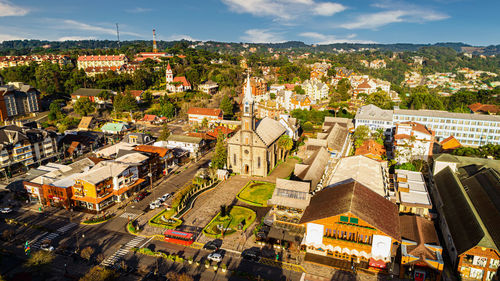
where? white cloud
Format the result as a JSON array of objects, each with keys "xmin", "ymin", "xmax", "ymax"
[
  {"xmin": 61, "ymin": 20, "xmax": 141, "ymax": 37},
  {"xmin": 0, "ymin": 0, "xmax": 29, "ymax": 17},
  {"xmin": 300, "ymin": 32, "xmax": 376, "ymax": 44},
  {"xmin": 312, "ymin": 2, "xmax": 346, "ymax": 16},
  {"xmin": 58, "ymin": 36, "xmax": 96, "ymax": 41},
  {"xmin": 241, "ymin": 29, "xmax": 285, "ymax": 43},
  {"xmin": 340, "ymin": 2, "xmax": 449, "ymax": 30},
  {"xmin": 221, "ymin": 0, "xmax": 345, "ymax": 20},
  {"xmin": 125, "ymin": 7, "xmax": 152, "ymax": 13},
  {"xmin": 0, "ymin": 33, "xmax": 24, "ymax": 42},
  {"xmin": 167, "ymin": 34, "xmax": 198, "ymax": 41}
]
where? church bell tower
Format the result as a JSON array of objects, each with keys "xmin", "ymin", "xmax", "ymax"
[{"xmin": 242, "ymin": 72, "xmax": 255, "ymax": 132}]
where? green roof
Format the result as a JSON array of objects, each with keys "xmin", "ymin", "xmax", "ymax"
[
  {"xmin": 101, "ymin": 122, "xmax": 128, "ymax": 132},
  {"xmin": 434, "ymin": 153, "xmax": 500, "ymax": 172}
]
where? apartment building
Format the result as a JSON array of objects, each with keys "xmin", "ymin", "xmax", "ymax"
[
  {"xmin": 394, "ymin": 122, "xmax": 435, "ymax": 163},
  {"xmin": 187, "ymin": 107, "xmax": 223, "ymax": 125},
  {"xmin": 0, "ymin": 82, "xmax": 40, "ymax": 121},
  {"xmin": 77, "ymin": 55, "xmax": 128, "ymax": 70}
]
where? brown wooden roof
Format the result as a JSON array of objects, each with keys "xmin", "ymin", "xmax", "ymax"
[
  {"xmin": 300, "ymin": 180, "xmax": 401, "ymax": 241},
  {"xmin": 400, "ymin": 215, "xmax": 440, "ymax": 260}
]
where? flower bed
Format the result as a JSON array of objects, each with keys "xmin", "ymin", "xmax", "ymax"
[
  {"xmin": 202, "ymin": 206, "xmax": 256, "ymax": 238},
  {"xmin": 148, "ymin": 209, "xmax": 181, "ymax": 229},
  {"xmin": 82, "ymin": 214, "xmax": 114, "ymax": 225}
]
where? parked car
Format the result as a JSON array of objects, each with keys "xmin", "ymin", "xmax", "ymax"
[
  {"xmin": 157, "ymin": 196, "xmax": 165, "ymax": 203},
  {"xmin": 203, "ymin": 240, "xmax": 222, "ymax": 251},
  {"xmin": 134, "ymin": 192, "xmax": 147, "ymax": 202},
  {"xmin": 161, "ymin": 193, "xmax": 172, "ymax": 201},
  {"xmin": 0, "ymin": 208, "xmax": 12, "ymax": 214},
  {"xmin": 207, "ymin": 252, "xmax": 223, "ymax": 263},
  {"xmin": 40, "ymin": 240, "xmax": 54, "ymax": 252},
  {"xmin": 241, "ymin": 248, "xmax": 261, "ymax": 262},
  {"xmin": 149, "ymin": 200, "xmax": 161, "ymax": 210}
]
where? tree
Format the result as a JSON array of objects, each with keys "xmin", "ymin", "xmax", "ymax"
[
  {"xmin": 79, "ymin": 266, "xmax": 118, "ymax": 281},
  {"xmin": 24, "ymin": 250, "xmax": 55, "ymax": 272},
  {"xmin": 201, "ymin": 118, "xmax": 208, "ymax": 129},
  {"xmin": 336, "ymin": 78, "xmax": 351, "ymax": 101},
  {"xmin": 48, "ymin": 100, "xmax": 65, "ymax": 121},
  {"xmin": 80, "ymin": 246, "xmax": 95, "ymax": 261},
  {"xmin": 158, "ymin": 123, "xmax": 171, "ymax": 141},
  {"xmin": 114, "ymin": 91, "xmax": 138, "ymax": 112},
  {"xmin": 294, "ymin": 85, "xmax": 305, "ymax": 95},
  {"xmin": 366, "ymin": 90, "xmax": 394, "ymax": 109},
  {"xmin": 98, "ymin": 90, "xmax": 112, "ymax": 101},
  {"xmin": 353, "ymin": 125, "xmax": 370, "ymax": 148},
  {"xmin": 74, "ymin": 97, "xmax": 95, "ymax": 117},
  {"xmin": 220, "ymin": 95, "xmax": 233, "ymax": 117},
  {"xmin": 278, "ymin": 134, "xmax": 293, "ymax": 160},
  {"xmin": 211, "ymin": 133, "xmax": 227, "ymax": 169}
]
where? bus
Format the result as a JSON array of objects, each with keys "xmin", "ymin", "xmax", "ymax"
[{"xmin": 164, "ymin": 229, "xmax": 195, "ymax": 246}]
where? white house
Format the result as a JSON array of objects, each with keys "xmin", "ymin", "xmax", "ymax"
[
  {"xmin": 355, "ymin": 104, "xmax": 394, "ymax": 132},
  {"xmin": 302, "ymin": 78, "xmax": 328, "ymax": 102},
  {"xmin": 278, "ymin": 114, "xmax": 300, "ymax": 141},
  {"xmin": 394, "ymin": 122, "xmax": 434, "ymax": 163},
  {"xmin": 163, "ymin": 135, "xmax": 205, "ymax": 157}
]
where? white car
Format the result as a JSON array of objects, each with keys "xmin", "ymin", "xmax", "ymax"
[
  {"xmin": 161, "ymin": 193, "xmax": 171, "ymax": 201},
  {"xmin": 40, "ymin": 243, "xmax": 54, "ymax": 252},
  {"xmin": 149, "ymin": 200, "xmax": 161, "ymax": 210},
  {"xmin": 207, "ymin": 252, "xmax": 223, "ymax": 263},
  {"xmin": 0, "ymin": 208, "xmax": 12, "ymax": 214}
]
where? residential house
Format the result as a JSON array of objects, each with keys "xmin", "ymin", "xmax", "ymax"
[
  {"xmin": 133, "ymin": 144, "xmax": 174, "ymax": 172},
  {"xmin": 394, "ymin": 169, "xmax": 432, "ymax": 218},
  {"xmin": 122, "ymin": 132, "xmax": 154, "ymax": 145},
  {"xmin": 23, "ymin": 158, "xmax": 98, "ymax": 209},
  {"xmin": 276, "ymin": 90, "xmax": 311, "ymax": 111},
  {"xmin": 101, "ymin": 122, "xmax": 130, "ymax": 135},
  {"xmin": 198, "ymin": 80, "xmax": 218, "ymax": 95},
  {"xmin": 164, "ymin": 134, "xmax": 205, "ymax": 158},
  {"xmin": 140, "ymin": 114, "xmax": 163, "ymax": 125},
  {"xmin": 128, "ymin": 90, "xmax": 145, "ymax": 102},
  {"xmin": 302, "ymin": 78, "xmax": 328, "ymax": 102},
  {"xmin": 77, "ymin": 116, "xmax": 94, "ymax": 131},
  {"xmin": 399, "ymin": 215, "xmax": 444, "ymax": 281},
  {"xmin": 468, "ymin": 103, "xmax": 500, "ymax": 115},
  {"xmin": 300, "ymin": 180, "xmax": 401, "ymax": 272},
  {"xmin": 278, "ymin": 114, "xmax": 299, "ymax": 141},
  {"xmin": 355, "ymin": 139, "xmax": 386, "ymax": 161},
  {"xmin": 394, "ymin": 122, "xmax": 434, "ymax": 163},
  {"xmin": 71, "ymin": 88, "xmax": 114, "ymax": 104},
  {"xmin": 59, "ymin": 131, "xmax": 105, "ymax": 159},
  {"xmin": 0, "ymin": 82, "xmax": 40, "ymax": 121},
  {"xmin": 432, "ymin": 160, "xmax": 500, "ymax": 281},
  {"xmin": 187, "ymin": 107, "xmax": 223, "ymax": 126}
]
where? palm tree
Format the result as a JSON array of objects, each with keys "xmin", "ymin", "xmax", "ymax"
[{"xmin": 278, "ymin": 135, "xmax": 293, "ymax": 160}]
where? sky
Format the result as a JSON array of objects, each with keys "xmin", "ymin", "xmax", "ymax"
[{"xmin": 0, "ymin": 0, "xmax": 498, "ymax": 45}]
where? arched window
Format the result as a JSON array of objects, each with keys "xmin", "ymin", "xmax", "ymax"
[{"xmin": 257, "ymin": 157, "xmax": 261, "ymax": 168}]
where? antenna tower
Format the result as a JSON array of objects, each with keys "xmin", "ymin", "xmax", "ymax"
[
  {"xmin": 152, "ymin": 29, "xmax": 158, "ymax": 53},
  {"xmin": 116, "ymin": 23, "xmax": 120, "ymax": 48}
]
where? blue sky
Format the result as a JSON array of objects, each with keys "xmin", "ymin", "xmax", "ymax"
[{"xmin": 0, "ymin": 0, "xmax": 498, "ymax": 45}]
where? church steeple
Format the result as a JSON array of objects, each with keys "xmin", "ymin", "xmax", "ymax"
[{"xmin": 242, "ymin": 72, "xmax": 255, "ymax": 131}]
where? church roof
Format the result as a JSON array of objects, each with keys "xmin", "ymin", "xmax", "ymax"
[{"xmin": 255, "ymin": 117, "xmax": 286, "ymax": 146}]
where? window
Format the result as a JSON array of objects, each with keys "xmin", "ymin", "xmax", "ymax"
[
  {"xmin": 233, "ymin": 154, "xmax": 237, "ymax": 166},
  {"xmin": 349, "ymin": 217, "xmax": 358, "ymax": 224},
  {"xmin": 340, "ymin": 216, "xmax": 349, "ymax": 223},
  {"xmin": 257, "ymin": 157, "xmax": 261, "ymax": 169}
]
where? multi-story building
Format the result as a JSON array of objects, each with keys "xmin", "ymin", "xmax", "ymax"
[
  {"xmin": 300, "ymin": 180, "xmax": 401, "ymax": 272},
  {"xmin": 302, "ymin": 78, "xmax": 329, "ymax": 102},
  {"xmin": 393, "ymin": 109, "xmax": 500, "ymax": 146},
  {"xmin": 0, "ymin": 55, "xmax": 70, "ymax": 69},
  {"xmin": 242, "ymin": 76, "xmax": 268, "ymax": 102},
  {"xmin": 0, "ymin": 125, "xmax": 59, "ymax": 176},
  {"xmin": 432, "ymin": 156, "xmax": 500, "ymax": 281},
  {"xmin": 198, "ymin": 80, "xmax": 219, "ymax": 95},
  {"xmin": 187, "ymin": 107, "xmax": 223, "ymax": 126},
  {"xmin": 77, "ymin": 55, "xmax": 128, "ymax": 70},
  {"xmin": 394, "ymin": 122, "xmax": 435, "ymax": 163},
  {"xmin": 394, "ymin": 169, "xmax": 432, "ymax": 218},
  {"xmin": 0, "ymin": 82, "xmax": 40, "ymax": 121},
  {"xmin": 354, "ymin": 104, "xmax": 394, "ymax": 132}
]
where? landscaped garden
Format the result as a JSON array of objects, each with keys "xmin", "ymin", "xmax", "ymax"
[
  {"xmin": 148, "ymin": 209, "xmax": 182, "ymax": 229},
  {"xmin": 203, "ymin": 206, "xmax": 256, "ymax": 238},
  {"xmin": 237, "ymin": 181, "xmax": 276, "ymax": 207}
]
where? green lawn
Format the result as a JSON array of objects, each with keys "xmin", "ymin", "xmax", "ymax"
[
  {"xmin": 149, "ymin": 209, "xmax": 182, "ymax": 229},
  {"xmin": 203, "ymin": 206, "xmax": 256, "ymax": 238},
  {"xmin": 237, "ymin": 181, "xmax": 276, "ymax": 207}
]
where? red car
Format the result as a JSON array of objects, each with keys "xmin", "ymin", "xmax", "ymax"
[{"xmin": 134, "ymin": 192, "xmax": 147, "ymax": 202}]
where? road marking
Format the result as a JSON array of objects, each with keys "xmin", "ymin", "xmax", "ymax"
[
  {"xmin": 101, "ymin": 236, "xmax": 145, "ymax": 267},
  {"xmin": 57, "ymin": 222, "xmax": 77, "ymax": 234},
  {"xmin": 119, "ymin": 212, "xmax": 138, "ymax": 219},
  {"xmin": 138, "ymin": 236, "xmax": 154, "ymax": 248}
]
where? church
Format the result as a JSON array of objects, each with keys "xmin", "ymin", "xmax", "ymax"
[
  {"xmin": 227, "ymin": 74, "xmax": 286, "ymax": 177},
  {"xmin": 165, "ymin": 63, "xmax": 191, "ymax": 93}
]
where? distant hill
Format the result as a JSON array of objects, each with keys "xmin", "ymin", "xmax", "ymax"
[{"xmin": 0, "ymin": 39, "xmax": 499, "ymax": 56}]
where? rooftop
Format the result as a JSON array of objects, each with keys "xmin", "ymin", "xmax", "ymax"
[
  {"xmin": 167, "ymin": 134, "xmax": 203, "ymax": 144},
  {"xmin": 394, "ymin": 108, "xmax": 500, "ymax": 122},
  {"xmin": 187, "ymin": 107, "xmax": 222, "ymax": 117},
  {"xmin": 356, "ymin": 104, "xmax": 393, "ymax": 122}
]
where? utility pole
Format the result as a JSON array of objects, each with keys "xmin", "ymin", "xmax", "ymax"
[{"xmin": 116, "ymin": 23, "xmax": 120, "ymax": 49}]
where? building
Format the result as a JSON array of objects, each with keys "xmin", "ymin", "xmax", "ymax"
[
  {"xmin": 122, "ymin": 132, "xmax": 154, "ymax": 145},
  {"xmin": 278, "ymin": 114, "xmax": 299, "ymax": 141},
  {"xmin": 187, "ymin": 107, "xmax": 223, "ymax": 126},
  {"xmin": 394, "ymin": 170, "xmax": 432, "ymax": 218},
  {"xmin": 133, "ymin": 144, "xmax": 174, "ymax": 171},
  {"xmin": 439, "ymin": 135, "xmax": 461, "ymax": 151},
  {"xmin": 302, "ymin": 78, "xmax": 329, "ymax": 102},
  {"xmin": 399, "ymin": 215, "xmax": 444, "ymax": 281},
  {"xmin": 71, "ymin": 160, "xmax": 144, "ymax": 211},
  {"xmin": 101, "ymin": 122, "xmax": 130, "ymax": 135},
  {"xmin": 355, "ymin": 139, "xmax": 386, "ymax": 161},
  {"xmin": 71, "ymin": 88, "xmax": 114, "ymax": 104},
  {"xmin": 77, "ymin": 55, "xmax": 128, "ymax": 70},
  {"xmin": 305, "ymin": 117, "xmax": 350, "ymax": 157},
  {"xmin": 0, "ymin": 82, "xmax": 40, "ymax": 121},
  {"xmin": 300, "ymin": 180, "xmax": 401, "ymax": 272},
  {"xmin": 276, "ymin": 90, "xmax": 311, "ymax": 111},
  {"xmin": 355, "ymin": 104, "xmax": 393, "ymax": 132},
  {"xmin": 327, "ymin": 155, "xmax": 389, "ymax": 199},
  {"xmin": 59, "ymin": 131, "xmax": 105, "ymax": 159},
  {"xmin": 23, "ymin": 158, "xmax": 97, "ymax": 209},
  {"xmin": 468, "ymin": 103, "xmax": 500, "ymax": 115},
  {"xmin": 394, "ymin": 122, "xmax": 435, "ymax": 163},
  {"xmin": 165, "ymin": 64, "xmax": 191, "ymax": 92},
  {"xmin": 0, "ymin": 55, "xmax": 70, "ymax": 69},
  {"xmin": 0, "ymin": 125, "xmax": 59, "ymax": 177},
  {"xmin": 294, "ymin": 147, "xmax": 330, "ymax": 193},
  {"xmin": 198, "ymin": 80, "xmax": 219, "ymax": 95},
  {"xmin": 164, "ymin": 134, "xmax": 205, "ymax": 157},
  {"xmin": 393, "ymin": 108, "xmax": 500, "ymax": 146},
  {"xmin": 77, "ymin": 116, "xmax": 94, "ymax": 131},
  {"xmin": 242, "ymin": 76, "xmax": 267, "ymax": 102},
  {"xmin": 227, "ymin": 75, "xmax": 286, "ymax": 177},
  {"xmin": 432, "ymin": 160, "xmax": 500, "ymax": 281}
]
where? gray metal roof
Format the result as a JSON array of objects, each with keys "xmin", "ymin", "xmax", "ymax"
[
  {"xmin": 355, "ymin": 104, "xmax": 393, "ymax": 122},
  {"xmin": 394, "ymin": 109, "xmax": 500, "ymax": 122},
  {"xmin": 255, "ymin": 117, "xmax": 286, "ymax": 146}
]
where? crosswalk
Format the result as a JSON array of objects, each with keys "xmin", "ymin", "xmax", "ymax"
[
  {"xmin": 30, "ymin": 222, "xmax": 78, "ymax": 249},
  {"xmin": 119, "ymin": 212, "xmax": 138, "ymax": 220},
  {"xmin": 101, "ymin": 236, "xmax": 145, "ymax": 267}
]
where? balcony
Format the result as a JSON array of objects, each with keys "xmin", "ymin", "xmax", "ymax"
[{"xmin": 323, "ymin": 236, "xmax": 372, "ymax": 253}]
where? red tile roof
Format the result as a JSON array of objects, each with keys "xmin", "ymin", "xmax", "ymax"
[
  {"xmin": 398, "ymin": 121, "xmax": 433, "ymax": 136},
  {"xmin": 440, "ymin": 135, "xmax": 461, "ymax": 150},
  {"xmin": 133, "ymin": 145, "xmax": 170, "ymax": 158},
  {"xmin": 207, "ymin": 126, "xmax": 234, "ymax": 138},
  {"xmin": 187, "ymin": 107, "xmax": 222, "ymax": 117},
  {"xmin": 187, "ymin": 132, "xmax": 216, "ymax": 140},
  {"xmin": 142, "ymin": 114, "xmax": 158, "ymax": 122},
  {"xmin": 355, "ymin": 139, "xmax": 386, "ymax": 161},
  {"xmin": 128, "ymin": 90, "xmax": 144, "ymax": 97},
  {"xmin": 78, "ymin": 55, "xmax": 127, "ymax": 61},
  {"xmin": 173, "ymin": 76, "xmax": 191, "ymax": 87},
  {"xmin": 468, "ymin": 103, "xmax": 500, "ymax": 114}
]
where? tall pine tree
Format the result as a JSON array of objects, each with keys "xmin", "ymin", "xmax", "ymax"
[{"xmin": 211, "ymin": 133, "xmax": 227, "ymax": 169}]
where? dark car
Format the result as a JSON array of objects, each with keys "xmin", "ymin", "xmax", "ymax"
[
  {"xmin": 204, "ymin": 240, "xmax": 222, "ymax": 251},
  {"xmin": 241, "ymin": 248, "xmax": 261, "ymax": 262},
  {"xmin": 134, "ymin": 192, "xmax": 147, "ymax": 202}
]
